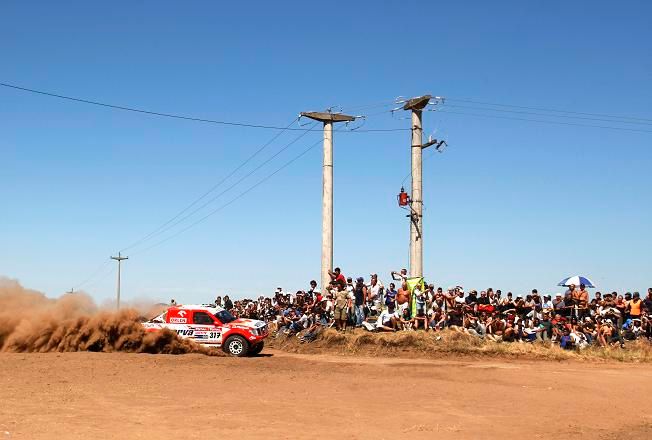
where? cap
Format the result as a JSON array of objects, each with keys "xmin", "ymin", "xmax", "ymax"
[
  {"xmin": 555, "ymin": 293, "xmax": 562, "ymax": 297},
  {"xmin": 356, "ymin": 277, "xmax": 364, "ymax": 282}
]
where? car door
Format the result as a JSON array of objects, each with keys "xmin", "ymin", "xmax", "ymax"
[{"xmin": 191, "ymin": 311, "xmax": 222, "ymax": 346}]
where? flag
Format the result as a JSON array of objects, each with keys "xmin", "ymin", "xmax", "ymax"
[{"xmin": 406, "ymin": 276, "xmax": 425, "ymax": 317}]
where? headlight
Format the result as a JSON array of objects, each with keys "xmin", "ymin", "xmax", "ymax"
[{"xmin": 249, "ymin": 328, "xmax": 259, "ymax": 336}]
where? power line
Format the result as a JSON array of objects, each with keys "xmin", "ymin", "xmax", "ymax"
[
  {"xmin": 73, "ymin": 261, "xmax": 111, "ymax": 290},
  {"xmin": 123, "ymin": 123, "xmax": 317, "ymax": 253},
  {"xmin": 433, "ymin": 109, "xmax": 652, "ymax": 133},
  {"xmin": 445, "ymin": 97, "xmax": 652, "ymax": 123},
  {"xmin": 131, "ymin": 137, "xmax": 323, "ymax": 256},
  {"xmin": 0, "ymin": 82, "xmax": 409, "ymax": 133},
  {"xmin": 400, "ymin": 146, "xmax": 444, "ymax": 186},
  {"xmin": 443, "ymin": 103, "xmax": 652, "ymax": 126},
  {"xmin": 81, "ymin": 264, "xmax": 116, "ymax": 292},
  {"xmin": 119, "ymin": 117, "xmax": 301, "ymax": 252}
]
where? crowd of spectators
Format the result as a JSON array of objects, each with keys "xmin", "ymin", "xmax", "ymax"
[{"xmin": 208, "ymin": 268, "xmax": 652, "ymax": 349}]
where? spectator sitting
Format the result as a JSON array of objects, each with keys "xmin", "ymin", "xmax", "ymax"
[
  {"xmin": 373, "ymin": 303, "xmax": 399, "ymax": 332},
  {"xmin": 413, "ymin": 307, "xmax": 428, "ymax": 331},
  {"xmin": 400, "ymin": 307, "xmax": 413, "ymax": 330},
  {"xmin": 429, "ymin": 308, "xmax": 446, "ymax": 330},
  {"xmin": 560, "ymin": 328, "xmax": 574, "ymax": 350}
]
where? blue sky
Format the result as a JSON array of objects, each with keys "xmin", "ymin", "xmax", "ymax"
[{"xmin": 1, "ymin": 1, "xmax": 651, "ymax": 303}]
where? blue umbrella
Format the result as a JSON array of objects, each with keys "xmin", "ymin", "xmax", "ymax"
[{"xmin": 557, "ymin": 275, "xmax": 595, "ymax": 288}]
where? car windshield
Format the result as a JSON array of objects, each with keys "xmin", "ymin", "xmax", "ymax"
[{"xmin": 215, "ymin": 309, "xmax": 236, "ymax": 324}]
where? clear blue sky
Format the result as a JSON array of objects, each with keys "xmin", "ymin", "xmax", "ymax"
[{"xmin": 2, "ymin": 1, "xmax": 651, "ymax": 303}]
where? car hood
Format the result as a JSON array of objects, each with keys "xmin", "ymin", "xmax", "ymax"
[{"xmin": 225, "ymin": 318, "xmax": 266, "ymax": 329}]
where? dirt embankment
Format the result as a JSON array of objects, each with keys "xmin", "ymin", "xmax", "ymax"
[
  {"xmin": 268, "ymin": 327, "xmax": 652, "ymax": 363},
  {"xmin": 0, "ymin": 277, "xmax": 218, "ymax": 355}
]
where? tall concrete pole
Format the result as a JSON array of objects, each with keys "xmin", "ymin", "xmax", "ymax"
[
  {"xmin": 403, "ymin": 96, "xmax": 432, "ymax": 278},
  {"xmin": 110, "ymin": 252, "xmax": 128, "ymax": 310},
  {"xmin": 410, "ymin": 110, "xmax": 423, "ymax": 278},
  {"xmin": 300, "ymin": 111, "xmax": 355, "ymax": 290},
  {"xmin": 322, "ymin": 121, "xmax": 334, "ymax": 291}
]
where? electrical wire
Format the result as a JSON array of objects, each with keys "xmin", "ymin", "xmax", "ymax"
[
  {"xmin": 445, "ymin": 97, "xmax": 652, "ymax": 123},
  {"xmin": 131, "ymin": 137, "xmax": 323, "ymax": 256},
  {"xmin": 124, "ymin": 123, "xmax": 317, "ymax": 253},
  {"xmin": 432, "ymin": 109, "xmax": 652, "ymax": 134},
  {"xmin": 340, "ymin": 100, "xmax": 399, "ymax": 112},
  {"xmin": 0, "ymin": 82, "xmax": 409, "ymax": 133},
  {"xmin": 399, "ymin": 142, "xmax": 447, "ymax": 187},
  {"xmin": 120, "ymin": 117, "xmax": 300, "ymax": 252},
  {"xmin": 443, "ymin": 103, "xmax": 652, "ymax": 126},
  {"xmin": 72, "ymin": 261, "xmax": 111, "ymax": 290},
  {"xmin": 80, "ymin": 264, "xmax": 116, "ymax": 292}
]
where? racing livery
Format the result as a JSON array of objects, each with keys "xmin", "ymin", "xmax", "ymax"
[{"xmin": 143, "ymin": 304, "xmax": 268, "ymax": 356}]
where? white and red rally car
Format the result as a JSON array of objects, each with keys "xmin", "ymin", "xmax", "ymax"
[{"xmin": 143, "ymin": 304, "xmax": 268, "ymax": 356}]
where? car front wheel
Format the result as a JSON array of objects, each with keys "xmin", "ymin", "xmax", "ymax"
[
  {"xmin": 248, "ymin": 341, "xmax": 264, "ymax": 356},
  {"xmin": 223, "ymin": 335, "xmax": 249, "ymax": 357}
]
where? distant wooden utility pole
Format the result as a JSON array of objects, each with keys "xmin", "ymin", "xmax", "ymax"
[
  {"xmin": 110, "ymin": 252, "xmax": 128, "ymax": 309},
  {"xmin": 299, "ymin": 111, "xmax": 355, "ymax": 291}
]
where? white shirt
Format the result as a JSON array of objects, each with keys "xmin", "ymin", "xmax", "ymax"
[
  {"xmin": 368, "ymin": 282, "xmax": 384, "ymax": 308},
  {"xmin": 377, "ymin": 310, "xmax": 398, "ymax": 327}
]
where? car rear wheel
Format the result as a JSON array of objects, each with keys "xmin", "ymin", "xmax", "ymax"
[
  {"xmin": 223, "ymin": 335, "xmax": 249, "ymax": 357},
  {"xmin": 248, "ymin": 341, "xmax": 264, "ymax": 356}
]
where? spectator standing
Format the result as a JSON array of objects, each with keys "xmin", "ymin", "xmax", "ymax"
[
  {"xmin": 333, "ymin": 286, "xmax": 349, "ymax": 332},
  {"xmin": 391, "ymin": 268, "xmax": 408, "ymax": 282},
  {"xmin": 385, "ymin": 283, "xmax": 398, "ymax": 308},
  {"xmin": 574, "ymin": 284, "xmax": 590, "ymax": 318},
  {"xmin": 328, "ymin": 267, "xmax": 346, "ymax": 289},
  {"xmin": 223, "ymin": 295, "xmax": 233, "ymax": 311},
  {"xmin": 353, "ymin": 277, "xmax": 368, "ymax": 327},
  {"xmin": 367, "ymin": 274, "xmax": 384, "ymax": 315},
  {"xmin": 396, "ymin": 282, "xmax": 411, "ymax": 317},
  {"xmin": 553, "ymin": 293, "xmax": 565, "ymax": 314},
  {"xmin": 628, "ymin": 292, "xmax": 642, "ymax": 321}
]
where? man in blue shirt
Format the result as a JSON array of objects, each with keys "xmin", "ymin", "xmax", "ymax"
[{"xmin": 385, "ymin": 282, "xmax": 397, "ymax": 308}]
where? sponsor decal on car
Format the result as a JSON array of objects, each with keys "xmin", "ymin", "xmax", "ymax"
[{"xmin": 176, "ymin": 329, "xmax": 194, "ymax": 336}]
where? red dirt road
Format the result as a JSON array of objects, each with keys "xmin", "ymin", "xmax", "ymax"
[{"xmin": 1, "ymin": 350, "xmax": 651, "ymax": 439}]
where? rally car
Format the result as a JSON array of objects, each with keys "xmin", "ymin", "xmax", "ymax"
[{"xmin": 142, "ymin": 304, "xmax": 268, "ymax": 356}]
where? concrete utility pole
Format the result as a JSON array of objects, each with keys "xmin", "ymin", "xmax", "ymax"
[
  {"xmin": 299, "ymin": 111, "xmax": 355, "ymax": 291},
  {"xmin": 110, "ymin": 252, "xmax": 128, "ymax": 310},
  {"xmin": 403, "ymin": 95, "xmax": 434, "ymax": 278}
]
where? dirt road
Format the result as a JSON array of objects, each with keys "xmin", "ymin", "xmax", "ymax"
[{"xmin": 1, "ymin": 350, "xmax": 651, "ymax": 439}]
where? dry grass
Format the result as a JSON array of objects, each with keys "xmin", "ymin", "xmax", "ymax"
[{"xmin": 268, "ymin": 328, "xmax": 652, "ymax": 363}]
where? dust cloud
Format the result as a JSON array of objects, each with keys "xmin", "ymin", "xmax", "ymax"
[{"xmin": 0, "ymin": 277, "xmax": 217, "ymax": 355}]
